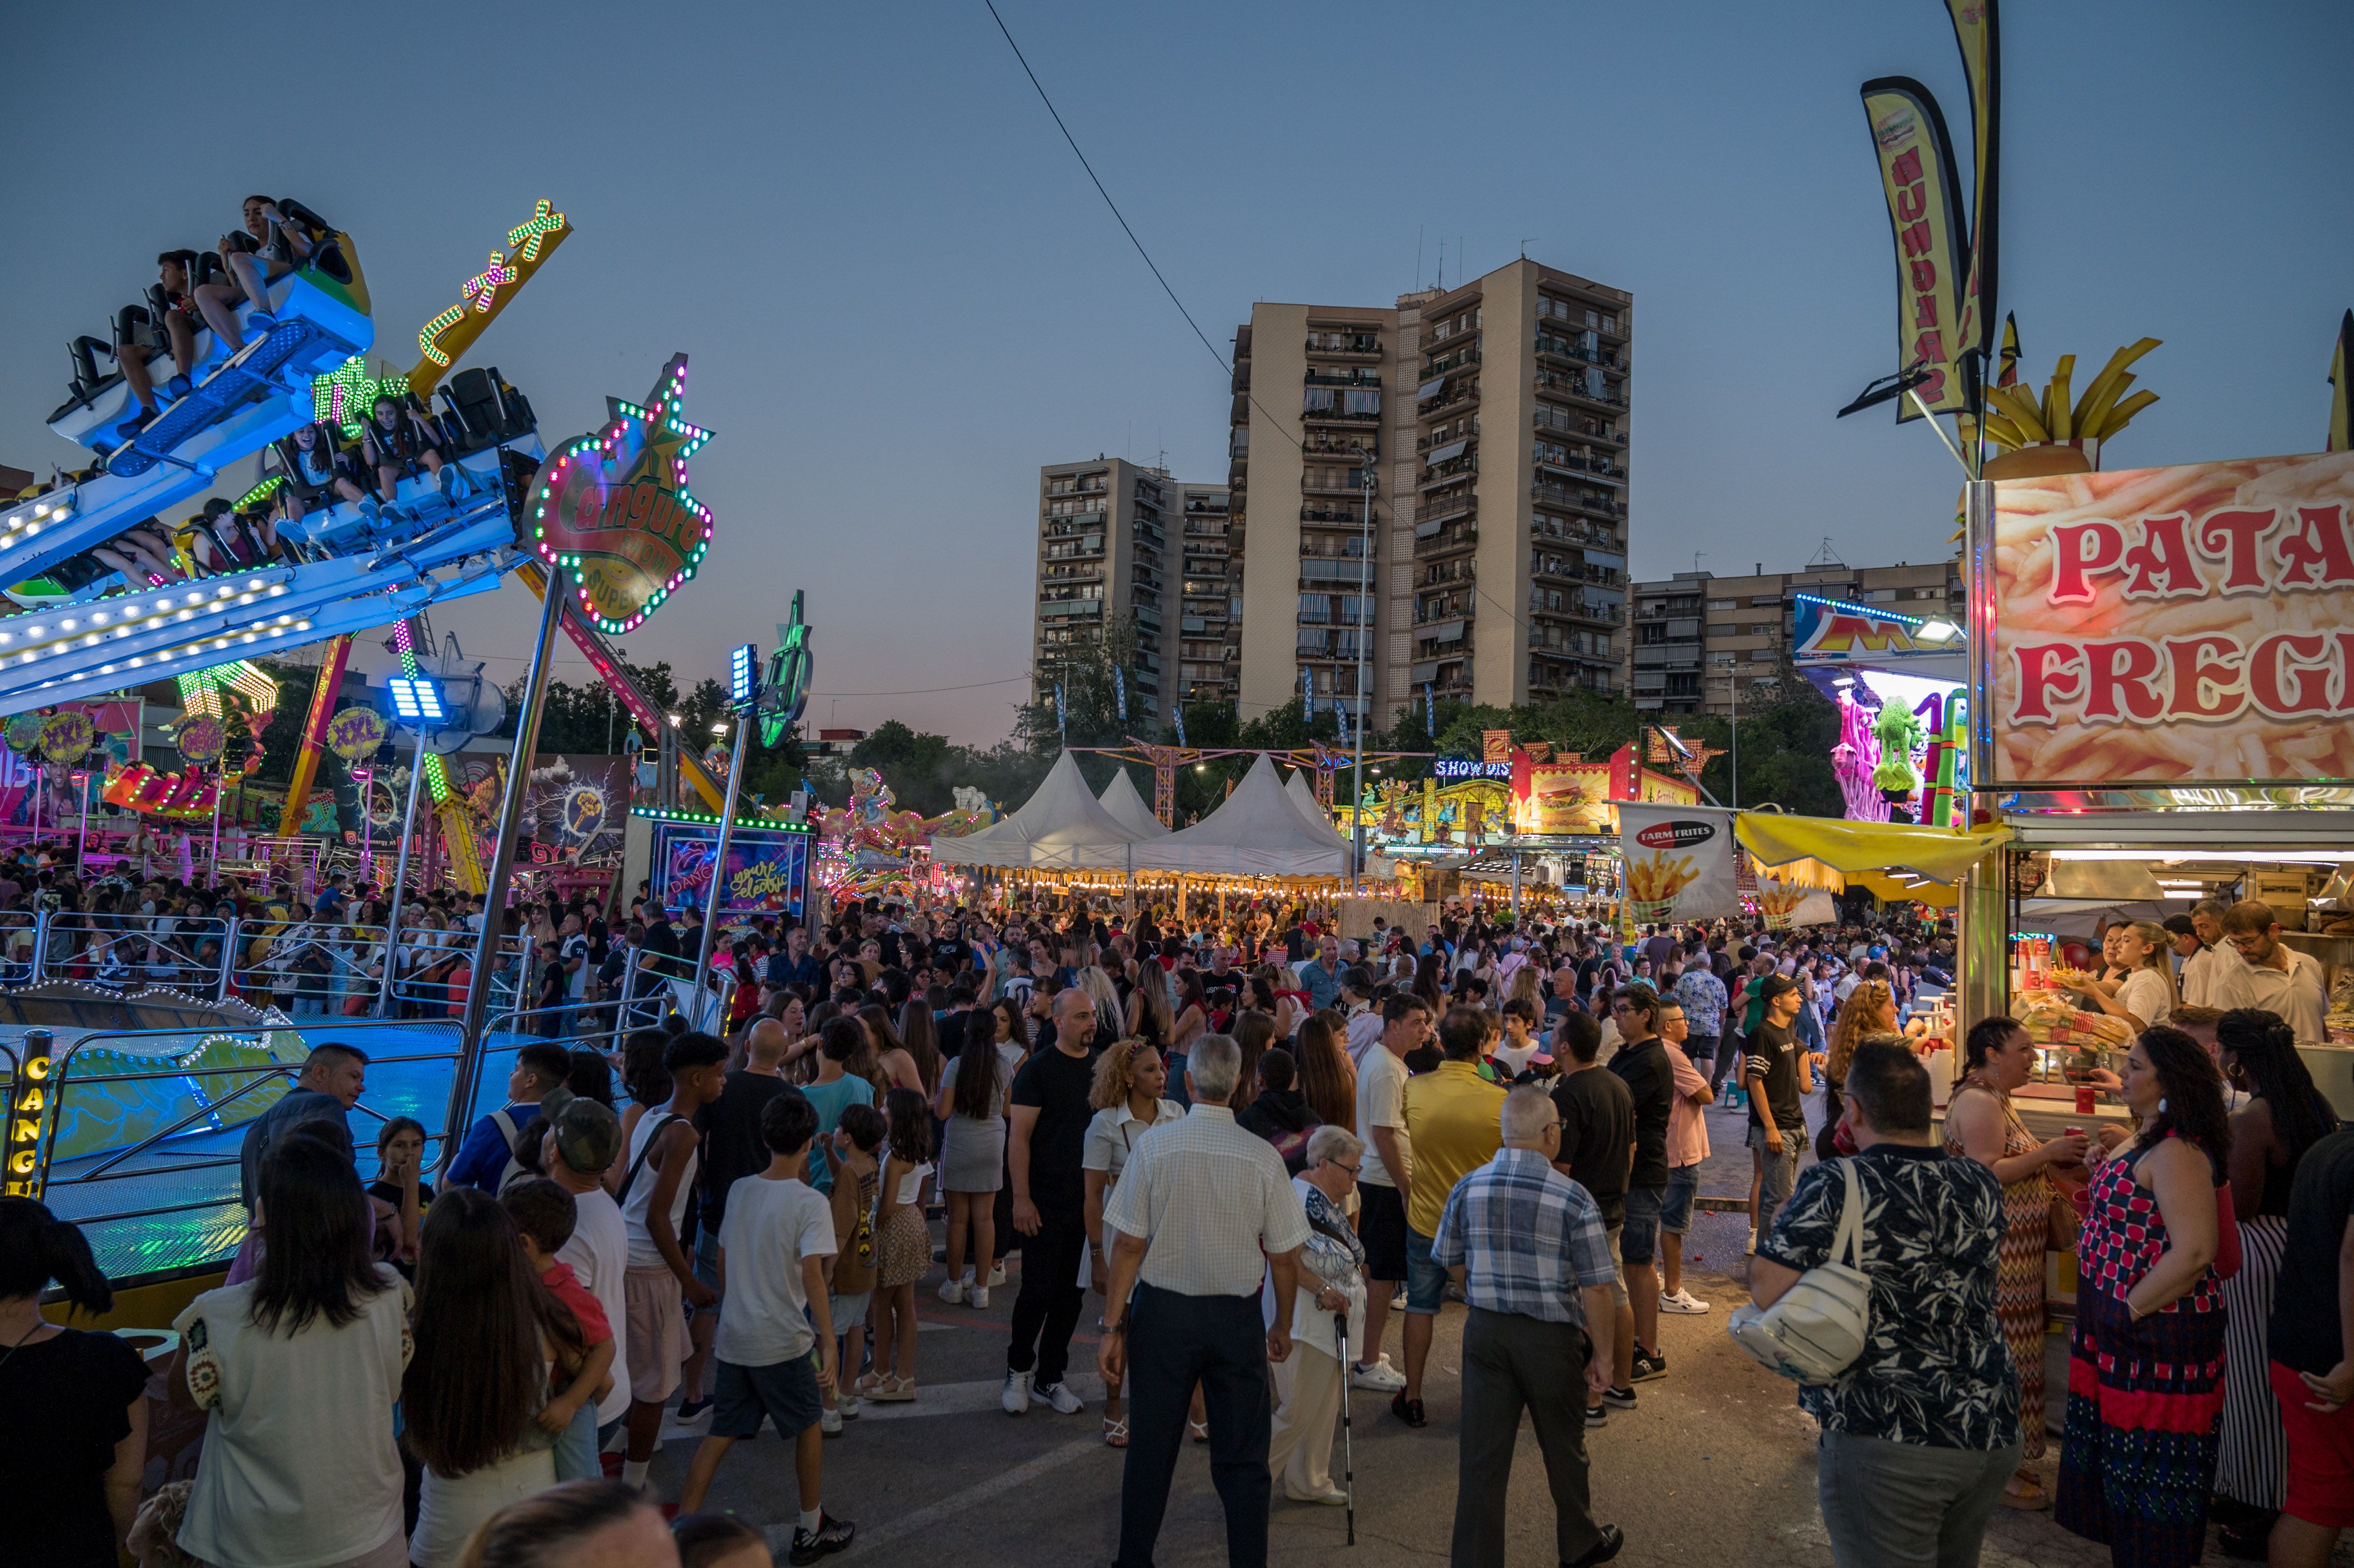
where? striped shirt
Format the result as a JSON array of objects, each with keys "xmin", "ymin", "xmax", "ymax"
[
  {"xmin": 1429, "ymin": 1147, "xmax": 1616, "ymax": 1326},
  {"xmin": 1104, "ymin": 1104, "xmax": 1310, "ymax": 1296}
]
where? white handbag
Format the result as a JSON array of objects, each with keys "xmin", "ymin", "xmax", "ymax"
[{"xmin": 1726, "ymin": 1158, "xmax": 1872, "ymax": 1385}]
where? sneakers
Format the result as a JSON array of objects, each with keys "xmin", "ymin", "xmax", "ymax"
[
  {"xmin": 820, "ymin": 1405, "xmax": 843, "ymax": 1436},
  {"xmin": 836, "ymin": 1391, "xmax": 861, "ymax": 1418},
  {"xmin": 1349, "ymin": 1356, "xmax": 1407, "ymax": 1392},
  {"xmin": 1601, "ymin": 1384, "xmax": 1638, "ymax": 1410},
  {"xmin": 1628, "ymin": 1349, "xmax": 1667, "ymax": 1383},
  {"xmin": 1285, "ymin": 1485, "xmax": 1349, "ymax": 1506},
  {"xmin": 1584, "ymin": 1402, "xmax": 1608, "ymax": 1429},
  {"xmin": 969, "ymin": 1280, "xmax": 990, "ymax": 1309},
  {"xmin": 676, "ymin": 1394, "xmax": 713, "ymax": 1420},
  {"xmin": 937, "ymin": 1276, "xmax": 966, "ymax": 1305},
  {"xmin": 1031, "ymin": 1380, "xmax": 1084, "ymax": 1415},
  {"xmin": 987, "ymin": 1263, "xmax": 1007, "ymax": 1287},
  {"xmin": 114, "ymin": 407, "xmax": 160, "ymax": 443},
  {"xmin": 1390, "ymin": 1391, "xmax": 1426, "ymax": 1429},
  {"xmin": 162, "ymin": 373, "xmax": 191, "ymax": 401},
  {"xmin": 1745, "ymin": 1227, "xmax": 1758, "ymax": 1256},
  {"xmin": 788, "ymin": 1513, "xmax": 855, "ymax": 1565},
  {"xmin": 1659, "ymin": 1288, "xmax": 1710, "ymax": 1315},
  {"xmin": 1390, "ymin": 1284, "xmax": 1408, "ymax": 1311},
  {"xmin": 1001, "ymin": 1369, "xmax": 1032, "ymax": 1415}
]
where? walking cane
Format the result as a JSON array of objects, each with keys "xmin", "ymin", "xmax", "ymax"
[{"xmin": 1333, "ymin": 1311, "xmax": 1355, "ymax": 1545}]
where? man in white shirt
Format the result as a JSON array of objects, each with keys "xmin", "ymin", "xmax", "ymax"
[
  {"xmin": 1351, "ymin": 994, "xmax": 1431, "ymax": 1392},
  {"xmin": 545, "ymin": 1094, "xmax": 633, "ymax": 1439},
  {"xmin": 2178, "ymin": 900, "xmax": 2247, "ymax": 1009},
  {"xmin": 2218, "ymin": 900, "xmax": 2330, "ymax": 1044}
]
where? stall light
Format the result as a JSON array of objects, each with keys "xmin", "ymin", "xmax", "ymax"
[{"xmin": 1913, "ymin": 619, "xmax": 1961, "ymax": 644}]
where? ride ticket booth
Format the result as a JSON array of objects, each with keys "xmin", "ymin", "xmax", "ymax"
[{"xmin": 1955, "ymin": 449, "xmax": 2354, "ymax": 1123}]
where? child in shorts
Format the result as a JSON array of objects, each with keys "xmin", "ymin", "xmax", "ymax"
[
  {"xmin": 676, "ymin": 1090, "xmax": 855, "ymax": 1565},
  {"xmin": 820, "ymin": 1103, "xmax": 884, "ymax": 1434},
  {"xmin": 499, "ymin": 1178, "xmax": 619, "ymax": 1481}
]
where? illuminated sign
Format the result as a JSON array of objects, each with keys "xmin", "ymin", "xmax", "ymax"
[
  {"xmin": 1433, "ymin": 757, "xmax": 1511, "ymax": 781},
  {"xmin": 408, "ymin": 199, "xmax": 570, "ymax": 392},
  {"xmin": 527, "ymin": 353, "xmax": 715, "ymax": 635},
  {"xmin": 649, "ymin": 820, "xmax": 809, "ymax": 922},
  {"xmin": 1791, "ymin": 593, "xmax": 1960, "ymax": 663},
  {"xmin": 4, "ymin": 1030, "xmax": 53, "ymax": 1197}
]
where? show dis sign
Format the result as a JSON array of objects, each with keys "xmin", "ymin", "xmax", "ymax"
[
  {"xmin": 528, "ymin": 352, "xmax": 716, "ymax": 635},
  {"xmin": 1980, "ymin": 450, "xmax": 2354, "ymax": 788}
]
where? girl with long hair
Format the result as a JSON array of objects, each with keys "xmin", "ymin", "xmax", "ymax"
[
  {"xmin": 1126, "ymin": 964, "xmax": 1174, "ymax": 1051},
  {"xmin": 865, "ymin": 1089, "xmax": 934, "ymax": 1402},
  {"xmin": 895, "ymin": 996, "xmax": 944, "ymax": 1096},
  {"xmin": 935, "ymin": 1011, "xmax": 1016, "ymax": 1305},
  {"xmin": 2212, "ymin": 1008, "xmax": 2343, "ymax": 1549},
  {"xmin": 170, "ymin": 1133, "xmax": 409, "ymax": 1568},
  {"xmin": 1816, "ymin": 978, "xmax": 1897, "ymax": 1156},
  {"xmin": 1082, "ymin": 1039, "xmax": 1184, "ymax": 1445},
  {"xmin": 1292, "ymin": 1009, "xmax": 1358, "ymax": 1132},
  {"xmin": 1230, "ymin": 1009, "xmax": 1278, "ymax": 1113},
  {"xmin": 2077, "ymin": 921, "xmax": 2176, "ymax": 1033},
  {"xmin": 2056, "ymin": 1026, "xmax": 2233, "ymax": 1564},
  {"xmin": 1171, "ymin": 972, "xmax": 1208, "ymax": 1056},
  {"xmin": 404, "ymin": 1188, "xmax": 585, "ymax": 1565},
  {"xmin": 857, "ymin": 1003, "xmax": 916, "ymax": 1095}
]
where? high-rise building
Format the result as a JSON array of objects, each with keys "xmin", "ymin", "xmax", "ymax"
[
  {"xmin": 1626, "ymin": 557, "xmax": 1965, "ymax": 715},
  {"xmin": 1034, "ymin": 458, "xmax": 1217, "ymax": 716},
  {"xmin": 1172, "ymin": 480, "xmax": 1235, "ymax": 709},
  {"xmin": 1227, "ymin": 257, "xmax": 1631, "ymax": 728}
]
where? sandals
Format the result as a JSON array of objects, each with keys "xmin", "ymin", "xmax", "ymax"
[
  {"xmin": 1999, "ymin": 1472, "xmax": 2050, "ymax": 1511},
  {"xmin": 1102, "ymin": 1416, "xmax": 1129, "ymax": 1448},
  {"xmin": 867, "ymin": 1375, "xmax": 918, "ymax": 1403},
  {"xmin": 1188, "ymin": 1419, "xmax": 1210, "ymax": 1444}
]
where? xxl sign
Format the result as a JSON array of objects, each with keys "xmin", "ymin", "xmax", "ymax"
[{"xmin": 1979, "ymin": 450, "xmax": 2354, "ymax": 787}]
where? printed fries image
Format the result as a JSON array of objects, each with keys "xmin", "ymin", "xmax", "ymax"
[{"xmin": 1625, "ymin": 851, "xmax": 1698, "ymax": 917}]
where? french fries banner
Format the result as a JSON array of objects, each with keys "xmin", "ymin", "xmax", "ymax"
[
  {"xmin": 1617, "ymin": 802, "xmax": 1743, "ymax": 927},
  {"xmin": 1982, "ymin": 449, "xmax": 2354, "ymax": 788},
  {"xmin": 1861, "ymin": 77, "xmax": 1971, "ymax": 421}
]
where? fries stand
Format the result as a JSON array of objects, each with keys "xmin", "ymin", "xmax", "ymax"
[{"xmin": 1959, "ymin": 451, "xmax": 2354, "ymax": 1123}]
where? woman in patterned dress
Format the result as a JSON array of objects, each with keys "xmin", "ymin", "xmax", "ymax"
[
  {"xmin": 1947, "ymin": 1017, "xmax": 2090, "ymax": 1509},
  {"xmin": 2056, "ymin": 1025, "xmax": 2231, "ymax": 1567}
]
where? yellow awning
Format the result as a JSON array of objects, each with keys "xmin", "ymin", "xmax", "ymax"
[
  {"xmin": 1735, "ymin": 814, "xmax": 2009, "ymax": 886},
  {"xmin": 1849, "ymin": 870, "xmax": 1962, "ymax": 909}
]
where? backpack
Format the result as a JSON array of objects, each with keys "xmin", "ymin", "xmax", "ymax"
[{"xmin": 1725, "ymin": 1158, "xmax": 1872, "ymax": 1385}]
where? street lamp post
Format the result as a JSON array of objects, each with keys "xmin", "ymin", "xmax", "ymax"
[
  {"xmin": 374, "ymin": 707, "xmax": 439, "ymax": 1018},
  {"xmin": 1349, "ymin": 445, "xmax": 1376, "ymax": 886},
  {"xmin": 688, "ymin": 644, "xmax": 762, "ymax": 1024}
]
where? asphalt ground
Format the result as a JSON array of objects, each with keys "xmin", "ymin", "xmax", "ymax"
[{"xmin": 645, "ymin": 1094, "xmax": 2350, "ymax": 1567}]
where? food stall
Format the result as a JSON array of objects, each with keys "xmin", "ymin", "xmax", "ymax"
[{"xmin": 1959, "ymin": 449, "xmax": 2354, "ymax": 1121}]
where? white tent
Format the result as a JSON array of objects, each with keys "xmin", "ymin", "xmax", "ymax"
[
  {"xmin": 1281, "ymin": 768, "xmax": 1351, "ymax": 849},
  {"xmin": 1097, "ymin": 769, "xmax": 1169, "ymax": 839},
  {"xmin": 930, "ymin": 750, "xmax": 1146, "ymax": 869},
  {"xmin": 1130, "ymin": 753, "xmax": 1353, "ymax": 877}
]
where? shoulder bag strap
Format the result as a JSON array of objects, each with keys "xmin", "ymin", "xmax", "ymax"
[
  {"xmin": 1832, "ymin": 1157, "xmax": 1867, "ymax": 1272},
  {"xmin": 616, "ymin": 1113, "xmax": 682, "ymax": 1205}
]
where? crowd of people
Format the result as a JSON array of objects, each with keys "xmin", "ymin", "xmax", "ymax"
[{"xmin": 10, "ymin": 885, "xmax": 2354, "ymax": 1568}]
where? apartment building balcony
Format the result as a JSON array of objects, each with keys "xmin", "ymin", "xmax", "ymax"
[
  {"xmin": 1295, "ymin": 630, "xmax": 1365, "ymax": 661},
  {"xmin": 1534, "ymin": 451, "xmax": 1626, "ymax": 486},
  {"xmin": 1423, "ymin": 345, "xmax": 1482, "ymax": 377},
  {"xmin": 1302, "ymin": 407, "xmax": 1380, "ymax": 426},
  {"xmin": 1415, "ymin": 492, "xmax": 1475, "ymax": 528},
  {"xmin": 1039, "ymin": 562, "xmax": 1104, "ymax": 582},
  {"xmin": 1417, "ymin": 381, "xmax": 1480, "ymax": 420},
  {"xmin": 1531, "ymin": 516, "xmax": 1619, "ymax": 550},
  {"xmin": 1303, "ymin": 433, "xmax": 1376, "ymax": 459},
  {"xmin": 1533, "ymin": 370, "xmax": 1628, "ymax": 411},
  {"xmin": 1532, "ymin": 335, "xmax": 1620, "ymax": 371},
  {"xmin": 1531, "ymin": 481, "xmax": 1628, "ymax": 518},
  {"xmin": 1419, "ymin": 558, "xmax": 1475, "ymax": 588},
  {"xmin": 1414, "ymin": 521, "xmax": 1478, "ymax": 561},
  {"xmin": 1038, "ymin": 599, "xmax": 1104, "ymax": 620},
  {"xmin": 1043, "ymin": 477, "xmax": 1110, "ymax": 499},
  {"xmin": 1299, "ymin": 557, "xmax": 1376, "ymax": 587},
  {"xmin": 1303, "ymin": 369, "xmax": 1382, "ymax": 387},
  {"xmin": 1304, "ymin": 334, "xmax": 1381, "ymax": 359}
]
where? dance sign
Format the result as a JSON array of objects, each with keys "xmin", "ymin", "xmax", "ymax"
[
  {"xmin": 649, "ymin": 819, "xmax": 810, "ymax": 923},
  {"xmin": 527, "ymin": 352, "xmax": 715, "ymax": 636},
  {"xmin": 1979, "ymin": 450, "xmax": 2354, "ymax": 788}
]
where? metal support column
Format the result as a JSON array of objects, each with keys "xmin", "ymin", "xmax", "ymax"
[
  {"xmin": 375, "ymin": 724, "xmax": 434, "ymax": 1017},
  {"xmin": 440, "ymin": 564, "xmax": 567, "ymax": 1183},
  {"xmin": 687, "ymin": 714, "xmax": 754, "ymax": 1012}
]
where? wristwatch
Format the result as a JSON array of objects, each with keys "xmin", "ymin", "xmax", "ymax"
[{"xmin": 1103, "ymin": 1319, "xmax": 1127, "ymax": 1334}]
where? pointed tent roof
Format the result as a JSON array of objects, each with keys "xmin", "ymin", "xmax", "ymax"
[
  {"xmin": 1097, "ymin": 769, "xmax": 1169, "ymax": 838},
  {"xmin": 1129, "ymin": 753, "xmax": 1352, "ymax": 877},
  {"xmin": 1281, "ymin": 768, "xmax": 1351, "ymax": 848},
  {"xmin": 930, "ymin": 750, "xmax": 1146, "ymax": 868}
]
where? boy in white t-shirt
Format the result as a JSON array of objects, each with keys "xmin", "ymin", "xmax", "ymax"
[{"xmin": 675, "ymin": 1089, "xmax": 855, "ymax": 1564}]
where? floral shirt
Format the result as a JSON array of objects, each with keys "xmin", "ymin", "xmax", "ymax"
[
  {"xmin": 1759, "ymin": 1143, "xmax": 2020, "ymax": 1450},
  {"xmin": 1672, "ymin": 966, "xmax": 1728, "ymax": 1037}
]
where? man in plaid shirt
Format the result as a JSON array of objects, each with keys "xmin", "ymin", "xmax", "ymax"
[{"xmin": 1431, "ymin": 1086, "xmax": 1625, "ymax": 1568}]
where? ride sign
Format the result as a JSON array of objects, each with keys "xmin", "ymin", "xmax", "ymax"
[
  {"xmin": 1976, "ymin": 450, "xmax": 2354, "ymax": 788},
  {"xmin": 527, "ymin": 352, "xmax": 716, "ymax": 635}
]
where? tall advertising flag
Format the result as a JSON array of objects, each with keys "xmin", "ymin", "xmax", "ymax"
[
  {"xmin": 2329, "ymin": 308, "xmax": 2352, "ymax": 454},
  {"xmin": 1114, "ymin": 665, "xmax": 1127, "ymax": 722},
  {"xmin": 1943, "ymin": 0, "xmax": 2000, "ymax": 364},
  {"xmin": 1861, "ymin": 79, "xmax": 1971, "ymax": 420}
]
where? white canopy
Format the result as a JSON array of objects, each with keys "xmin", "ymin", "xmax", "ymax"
[
  {"xmin": 1129, "ymin": 753, "xmax": 1353, "ymax": 877},
  {"xmin": 930, "ymin": 750, "xmax": 1146, "ymax": 869},
  {"xmin": 1282, "ymin": 768, "xmax": 1351, "ymax": 848},
  {"xmin": 1097, "ymin": 769, "xmax": 1169, "ymax": 838}
]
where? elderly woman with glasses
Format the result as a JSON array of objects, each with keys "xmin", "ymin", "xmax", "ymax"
[{"xmin": 1265, "ymin": 1124, "xmax": 1368, "ymax": 1506}]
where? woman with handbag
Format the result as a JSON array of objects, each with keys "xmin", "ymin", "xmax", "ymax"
[
  {"xmin": 1945, "ymin": 1017, "xmax": 2090, "ymax": 1510},
  {"xmin": 2055, "ymin": 1025, "xmax": 2230, "ymax": 1567}
]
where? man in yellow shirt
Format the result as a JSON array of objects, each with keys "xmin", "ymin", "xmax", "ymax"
[{"xmin": 1394, "ymin": 1005, "xmax": 1507, "ymax": 1426}]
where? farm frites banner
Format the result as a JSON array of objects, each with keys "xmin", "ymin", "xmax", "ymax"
[
  {"xmin": 1616, "ymin": 802, "xmax": 1741, "ymax": 925},
  {"xmin": 1981, "ymin": 450, "xmax": 2354, "ymax": 787}
]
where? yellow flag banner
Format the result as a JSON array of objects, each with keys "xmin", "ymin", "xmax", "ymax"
[
  {"xmin": 1943, "ymin": 0, "xmax": 2001, "ymax": 363},
  {"xmin": 2329, "ymin": 308, "xmax": 2351, "ymax": 454},
  {"xmin": 1861, "ymin": 78, "xmax": 1971, "ymax": 421}
]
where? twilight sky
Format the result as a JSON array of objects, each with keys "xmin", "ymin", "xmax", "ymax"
[{"xmin": 3, "ymin": 1, "xmax": 2347, "ymax": 742}]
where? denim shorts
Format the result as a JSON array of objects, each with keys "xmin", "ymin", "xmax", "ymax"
[
  {"xmin": 691, "ymin": 1225, "xmax": 722, "ymax": 1296},
  {"xmin": 1662, "ymin": 1163, "xmax": 1701, "ymax": 1234},
  {"xmin": 711, "ymin": 1352, "xmax": 823, "ymax": 1440},
  {"xmin": 1404, "ymin": 1225, "xmax": 1448, "ymax": 1316},
  {"xmin": 1620, "ymin": 1184, "xmax": 1665, "ymax": 1266}
]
